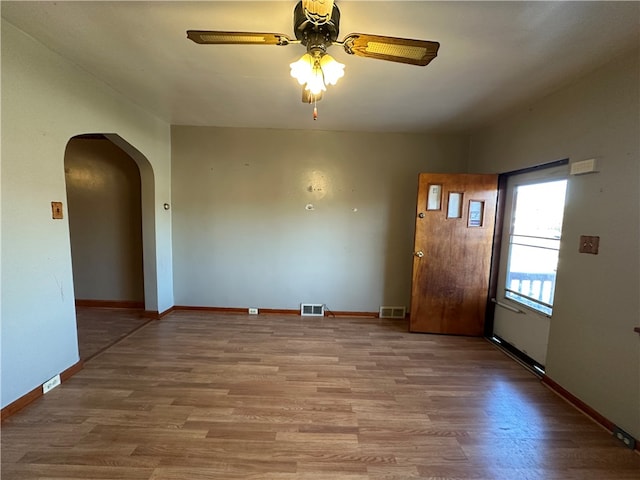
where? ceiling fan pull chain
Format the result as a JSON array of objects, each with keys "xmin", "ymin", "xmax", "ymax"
[{"xmin": 313, "ymin": 98, "xmax": 318, "ymax": 120}]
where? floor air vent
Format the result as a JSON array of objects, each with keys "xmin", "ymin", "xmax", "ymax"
[
  {"xmin": 379, "ymin": 306, "xmax": 406, "ymax": 319},
  {"xmin": 300, "ymin": 304, "xmax": 324, "ymax": 316}
]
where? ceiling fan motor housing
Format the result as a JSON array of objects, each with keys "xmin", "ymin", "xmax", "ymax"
[{"xmin": 294, "ymin": 1, "xmax": 340, "ymax": 53}]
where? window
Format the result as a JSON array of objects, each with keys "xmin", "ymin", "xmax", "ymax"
[{"xmin": 504, "ymin": 179, "xmax": 567, "ymax": 316}]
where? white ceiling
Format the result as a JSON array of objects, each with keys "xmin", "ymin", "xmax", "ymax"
[{"xmin": 2, "ymin": 1, "xmax": 638, "ymax": 133}]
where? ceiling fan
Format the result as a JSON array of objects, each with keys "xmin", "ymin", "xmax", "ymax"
[{"xmin": 187, "ymin": 0, "xmax": 440, "ymax": 119}]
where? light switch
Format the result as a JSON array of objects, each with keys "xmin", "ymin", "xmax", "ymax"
[
  {"xmin": 579, "ymin": 235, "xmax": 599, "ymax": 254},
  {"xmin": 51, "ymin": 201, "xmax": 63, "ymax": 219}
]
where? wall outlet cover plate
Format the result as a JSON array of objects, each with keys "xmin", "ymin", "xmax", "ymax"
[{"xmin": 579, "ymin": 235, "xmax": 599, "ymax": 254}]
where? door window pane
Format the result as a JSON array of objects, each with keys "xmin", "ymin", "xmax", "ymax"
[
  {"xmin": 426, "ymin": 184, "xmax": 442, "ymax": 210},
  {"xmin": 504, "ymin": 179, "xmax": 567, "ymax": 315},
  {"xmin": 447, "ymin": 192, "xmax": 463, "ymax": 218}
]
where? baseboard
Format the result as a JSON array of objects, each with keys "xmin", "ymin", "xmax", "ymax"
[
  {"xmin": 75, "ymin": 299, "xmax": 144, "ymax": 309},
  {"xmin": 143, "ymin": 306, "xmax": 175, "ymax": 320},
  {"xmin": 173, "ymin": 306, "xmax": 301, "ymax": 315},
  {"xmin": 1, "ymin": 360, "xmax": 83, "ymax": 421},
  {"xmin": 172, "ymin": 305, "xmax": 380, "ymax": 318},
  {"xmin": 541, "ymin": 375, "xmax": 639, "ymax": 452},
  {"xmin": 256, "ymin": 308, "xmax": 300, "ymax": 315},
  {"xmin": 541, "ymin": 375, "xmax": 614, "ymax": 430},
  {"xmin": 325, "ymin": 310, "xmax": 379, "ymax": 318},
  {"xmin": 76, "ymin": 301, "xmax": 396, "ymax": 321},
  {"xmin": 174, "ymin": 305, "xmax": 256, "ymax": 314}
]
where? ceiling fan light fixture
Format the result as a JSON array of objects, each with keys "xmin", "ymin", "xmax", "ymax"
[
  {"xmin": 290, "ymin": 52, "xmax": 344, "ymax": 95},
  {"xmin": 290, "ymin": 53, "xmax": 325, "ymax": 94}
]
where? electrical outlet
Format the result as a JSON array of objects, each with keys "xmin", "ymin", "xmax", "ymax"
[
  {"xmin": 613, "ymin": 427, "xmax": 636, "ymax": 450},
  {"xmin": 579, "ymin": 235, "xmax": 599, "ymax": 254},
  {"xmin": 42, "ymin": 374, "xmax": 61, "ymax": 394},
  {"xmin": 248, "ymin": 308, "xmax": 258, "ymax": 315}
]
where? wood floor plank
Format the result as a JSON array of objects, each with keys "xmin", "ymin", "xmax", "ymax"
[
  {"xmin": 2, "ymin": 310, "xmax": 639, "ymax": 479},
  {"xmin": 75, "ymin": 306, "xmax": 150, "ymax": 360}
]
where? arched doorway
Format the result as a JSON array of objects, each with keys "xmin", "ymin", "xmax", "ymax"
[{"xmin": 64, "ymin": 133, "xmax": 154, "ymax": 359}]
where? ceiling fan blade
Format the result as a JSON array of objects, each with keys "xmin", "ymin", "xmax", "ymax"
[
  {"xmin": 187, "ymin": 30, "xmax": 292, "ymax": 46},
  {"xmin": 341, "ymin": 33, "xmax": 439, "ymax": 66}
]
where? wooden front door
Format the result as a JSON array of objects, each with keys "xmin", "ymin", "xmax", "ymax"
[{"xmin": 410, "ymin": 173, "xmax": 498, "ymax": 335}]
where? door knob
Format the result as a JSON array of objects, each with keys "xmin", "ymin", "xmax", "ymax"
[{"xmin": 414, "ymin": 251, "xmax": 424, "ymax": 258}]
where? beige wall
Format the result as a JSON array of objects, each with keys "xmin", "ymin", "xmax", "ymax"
[
  {"xmin": 171, "ymin": 126, "xmax": 468, "ymax": 312},
  {"xmin": 1, "ymin": 19, "xmax": 173, "ymax": 408},
  {"xmin": 468, "ymin": 48, "xmax": 640, "ymax": 438},
  {"xmin": 65, "ymin": 138, "xmax": 144, "ymax": 303}
]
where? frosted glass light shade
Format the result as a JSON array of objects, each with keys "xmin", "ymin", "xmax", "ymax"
[
  {"xmin": 319, "ymin": 54, "xmax": 344, "ymax": 85},
  {"xmin": 290, "ymin": 53, "xmax": 313, "ymax": 85},
  {"xmin": 290, "ymin": 52, "xmax": 345, "ymax": 95}
]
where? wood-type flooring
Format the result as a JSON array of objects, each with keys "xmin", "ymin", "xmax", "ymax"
[
  {"xmin": 76, "ymin": 306, "xmax": 150, "ymax": 360},
  {"xmin": 2, "ymin": 310, "xmax": 639, "ymax": 479}
]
